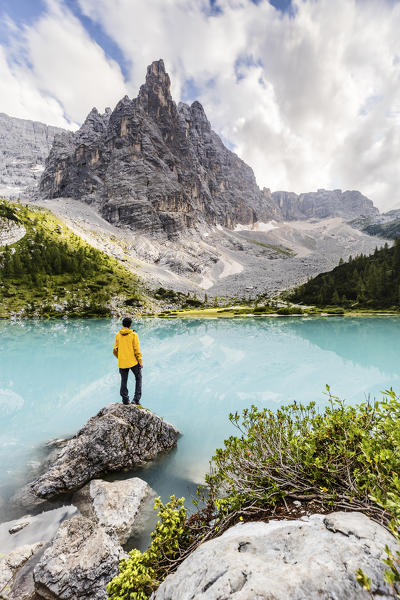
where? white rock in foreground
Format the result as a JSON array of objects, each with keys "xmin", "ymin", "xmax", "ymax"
[
  {"xmin": 73, "ymin": 478, "xmax": 156, "ymax": 544},
  {"xmin": 151, "ymin": 512, "xmax": 399, "ymax": 600},
  {"xmin": 33, "ymin": 515, "xmax": 125, "ymax": 600}
]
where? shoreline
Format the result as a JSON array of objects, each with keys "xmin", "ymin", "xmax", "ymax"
[{"xmin": 1, "ymin": 309, "xmax": 400, "ymax": 321}]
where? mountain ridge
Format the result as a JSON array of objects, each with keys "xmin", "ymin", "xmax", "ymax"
[
  {"xmin": 39, "ymin": 59, "xmax": 280, "ymax": 238},
  {"xmin": 38, "ymin": 59, "xmax": 378, "ymax": 237},
  {"xmin": 0, "ymin": 112, "xmax": 66, "ymax": 199}
]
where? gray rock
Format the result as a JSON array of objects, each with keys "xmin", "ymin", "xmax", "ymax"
[
  {"xmin": 18, "ymin": 403, "xmax": 178, "ymax": 504},
  {"xmin": 33, "ymin": 515, "xmax": 125, "ymax": 600},
  {"xmin": 72, "ymin": 477, "xmax": 156, "ymax": 544},
  {"xmin": 151, "ymin": 512, "xmax": 399, "ymax": 600},
  {"xmin": 0, "ymin": 217, "xmax": 26, "ymax": 246},
  {"xmin": 8, "ymin": 519, "xmax": 32, "ymax": 535},
  {"xmin": 39, "ymin": 60, "xmax": 280, "ymax": 237},
  {"xmin": 0, "ymin": 112, "xmax": 65, "ymax": 200},
  {"xmin": 272, "ymin": 188, "xmax": 378, "ymax": 221},
  {"xmin": 0, "ymin": 542, "xmax": 44, "ymax": 600}
]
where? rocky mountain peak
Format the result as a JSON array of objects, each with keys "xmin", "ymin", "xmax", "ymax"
[
  {"xmin": 40, "ymin": 59, "xmax": 275, "ymax": 237},
  {"xmin": 190, "ymin": 101, "xmax": 211, "ymax": 132},
  {"xmin": 39, "ymin": 59, "xmax": 379, "ymax": 239},
  {"xmin": 137, "ymin": 59, "xmax": 173, "ymax": 118}
]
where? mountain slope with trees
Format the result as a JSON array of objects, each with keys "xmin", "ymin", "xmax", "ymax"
[
  {"xmin": 0, "ymin": 200, "xmax": 145, "ymax": 318},
  {"xmin": 290, "ymin": 241, "xmax": 400, "ymax": 309}
]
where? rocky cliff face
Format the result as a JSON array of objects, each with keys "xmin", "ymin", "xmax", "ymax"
[
  {"xmin": 272, "ymin": 188, "xmax": 378, "ymax": 221},
  {"xmin": 0, "ymin": 113, "xmax": 65, "ymax": 199},
  {"xmin": 39, "ymin": 60, "xmax": 279, "ymax": 238}
]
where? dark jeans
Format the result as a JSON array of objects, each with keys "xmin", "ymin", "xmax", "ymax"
[{"xmin": 119, "ymin": 364, "xmax": 142, "ymax": 404}]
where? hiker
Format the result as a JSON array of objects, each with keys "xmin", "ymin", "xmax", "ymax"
[{"xmin": 113, "ymin": 317, "xmax": 143, "ymax": 405}]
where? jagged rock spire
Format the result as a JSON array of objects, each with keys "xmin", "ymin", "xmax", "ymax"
[{"xmin": 137, "ymin": 59, "xmax": 173, "ymax": 117}]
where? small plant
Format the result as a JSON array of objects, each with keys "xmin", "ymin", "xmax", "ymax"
[{"xmin": 107, "ymin": 496, "xmax": 190, "ymax": 600}]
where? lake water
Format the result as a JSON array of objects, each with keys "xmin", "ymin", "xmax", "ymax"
[{"xmin": 0, "ymin": 316, "xmax": 399, "ymax": 522}]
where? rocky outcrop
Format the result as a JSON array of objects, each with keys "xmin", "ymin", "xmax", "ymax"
[
  {"xmin": 0, "ymin": 113, "xmax": 65, "ymax": 199},
  {"xmin": 272, "ymin": 188, "xmax": 379, "ymax": 221},
  {"xmin": 39, "ymin": 60, "xmax": 278, "ymax": 237},
  {"xmin": 0, "ymin": 541, "xmax": 44, "ymax": 600},
  {"xmin": 152, "ymin": 512, "xmax": 399, "ymax": 599},
  {"xmin": 72, "ymin": 478, "xmax": 156, "ymax": 544},
  {"xmin": 17, "ymin": 404, "xmax": 178, "ymax": 507},
  {"xmin": 0, "ymin": 217, "xmax": 26, "ymax": 247},
  {"xmin": 33, "ymin": 515, "xmax": 124, "ymax": 600}
]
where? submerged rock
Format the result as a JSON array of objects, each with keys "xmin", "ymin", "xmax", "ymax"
[
  {"xmin": 8, "ymin": 519, "xmax": 32, "ymax": 535},
  {"xmin": 0, "ymin": 541, "xmax": 44, "ymax": 600},
  {"xmin": 33, "ymin": 515, "xmax": 125, "ymax": 600},
  {"xmin": 72, "ymin": 477, "xmax": 156, "ymax": 544},
  {"xmin": 17, "ymin": 403, "xmax": 179, "ymax": 505},
  {"xmin": 151, "ymin": 512, "xmax": 399, "ymax": 599}
]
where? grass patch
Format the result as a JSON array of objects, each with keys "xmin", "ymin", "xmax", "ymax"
[{"xmin": 247, "ymin": 239, "xmax": 295, "ymax": 256}]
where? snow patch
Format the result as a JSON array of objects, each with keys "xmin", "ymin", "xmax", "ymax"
[{"xmin": 234, "ymin": 220, "xmax": 277, "ymax": 233}]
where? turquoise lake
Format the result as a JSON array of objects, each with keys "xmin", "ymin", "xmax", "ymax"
[{"xmin": 0, "ymin": 316, "xmax": 399, "ymax": 519}]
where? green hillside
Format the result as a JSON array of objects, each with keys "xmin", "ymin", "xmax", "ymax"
[
  {"xmin": 363, "ymin": 220, "xmax": 400, "ymax": 240},
  {"xmin": 0, "ymin": 200, "xmax": 145, "ymax": 318},
  {"xmin": 290, "ymin": 240, "xmax": 400, "ymax": 309}
]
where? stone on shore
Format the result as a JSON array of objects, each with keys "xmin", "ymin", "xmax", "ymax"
[
  {"xmin": 72, "ymin": 478, "xmax": 156, "ymax": 544},
  {"xmin": 17, "ymin": 403, "xmax": 179, "ymax": 506},
  {"xmin": 151, "ymin": 512, "xmax": 400, "ymax": 600},
  {"xmin": 33, "ymin": 515, "xmax": 125, "ymax": 600}
]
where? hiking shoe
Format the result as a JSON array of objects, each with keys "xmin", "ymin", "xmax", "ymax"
[{"xmin": 122, "ymin": 400, "xmax": 130, "ymax": 405}]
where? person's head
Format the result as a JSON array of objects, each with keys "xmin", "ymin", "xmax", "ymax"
[{"xmin": 122, "ymin": 317, "xmax": 132, "ymax": 328}]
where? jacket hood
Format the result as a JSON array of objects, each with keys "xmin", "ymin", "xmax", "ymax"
[{"xmin": 119, "ymin": 327, "xmax": 132, "ymax": 336}]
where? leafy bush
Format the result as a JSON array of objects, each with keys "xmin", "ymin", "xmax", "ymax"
[
  {"xmin": 107, "ymin": 496, "xmax": 190, "ymax": 600},
  {"xmin": 204, "ymin": 388, "xmax": 400, "ymax": 524}
]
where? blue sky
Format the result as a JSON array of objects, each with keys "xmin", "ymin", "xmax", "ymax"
[{"xmin": 0, "ymin": 0, "xmax": 400, "ymax": 210}]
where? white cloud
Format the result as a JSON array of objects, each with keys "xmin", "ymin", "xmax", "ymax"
[
  {"xmin": 76, "ymin": 0, "xmax": 400, "ymax": 210},
  {"xmin": 2, "ymin": 0, "xmax": 400, "ymax": 210},
  {"xmin": 0, "ymin": 0, "xmax": 127, "ymax": 127},
  {"xmin": 0, "ymin": 45, "xmax": 68, "ymax": 127}
]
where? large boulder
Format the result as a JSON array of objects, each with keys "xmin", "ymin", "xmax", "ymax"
[
  {"xmin": 33, "ymin": 515, "xmax": 125, "ymax": 600},
  {"xmin": 72, "ymin": 477, "xmax": 156, "ymax": 544},
  {"xmin": 18, "ymin": 404, "xmax": 178, "ymax": 505},
  {"xmin": 151, "ymin": 512, "xmax": 400, "ymax": 599}
]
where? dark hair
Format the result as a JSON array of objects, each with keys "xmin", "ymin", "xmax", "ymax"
[{"xmin": 122, "ymin": 317, "xmax": 132, "ymax": 328}]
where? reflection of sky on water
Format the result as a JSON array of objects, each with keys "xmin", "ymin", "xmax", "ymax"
[{"xmin": 0, "ymin": 317, "xmax": 399, "ymax": 509}]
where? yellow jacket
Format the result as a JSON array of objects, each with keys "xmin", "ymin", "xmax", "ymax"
[{"xmin": 113, "ymin": 327, "xmax": 143, "ymax": 369}]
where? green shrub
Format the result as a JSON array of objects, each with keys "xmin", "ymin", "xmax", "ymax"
[
  {"xmin": 276, "ymin": 306, "xmax": 303, "ymax": 315},
  {"xmin": 107, "ymin": 496, "xmax": 190, "ymax": 600},
  {"xmin": 184, "ymin": 298, "xmax": 203, "ymax": 308},
  {"xmin": 324, "ymin": 308, "xmax": 345, "ymax": 315},
  {"xmin": 253, "ymin": 306, "xmax": 270, "ymax": 313},
  {"xmin": 204, "ymin": 388, "xmax": 400, "ymax": 524}
]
